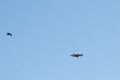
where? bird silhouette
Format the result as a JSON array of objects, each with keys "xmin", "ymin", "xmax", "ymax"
[
  {"xmin": 6, "ymin": 32, "xmax": 12, "ymax": 37},
  {"xmin": 71, "ymin": 53, "xmax": 83, "ymax": 58}
]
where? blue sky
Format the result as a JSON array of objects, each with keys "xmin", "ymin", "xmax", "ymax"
[{"xmin": 0, "ymin": 0, "xmax": 120, "ymax": 80}]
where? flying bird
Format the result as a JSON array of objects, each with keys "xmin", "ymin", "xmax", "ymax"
[
  {"xmin": 6, "ymin": 32, "xmax": 12, "ymax": 37},
  {"xmin": 71, "ymin": 53, "xmax": 83, "ymax": 58}
]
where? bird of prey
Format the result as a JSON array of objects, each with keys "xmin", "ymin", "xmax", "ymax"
[
  {"xmin": 6, "ymin": 32, "xmax": 12, "ymax": 37},
  {"xmin": 71, "ymin": 53, "xmax": 83, "ymax": 58}
]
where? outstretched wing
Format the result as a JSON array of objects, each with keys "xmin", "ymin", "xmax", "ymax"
[{"xmin": 77, "ymin": 54, "xmax": 83, "ymax": 56}]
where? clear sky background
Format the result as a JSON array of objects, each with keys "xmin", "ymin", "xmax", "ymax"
[{"xmin": 0, "ymin": 0, "xmax": 120, "ymax": 80}]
